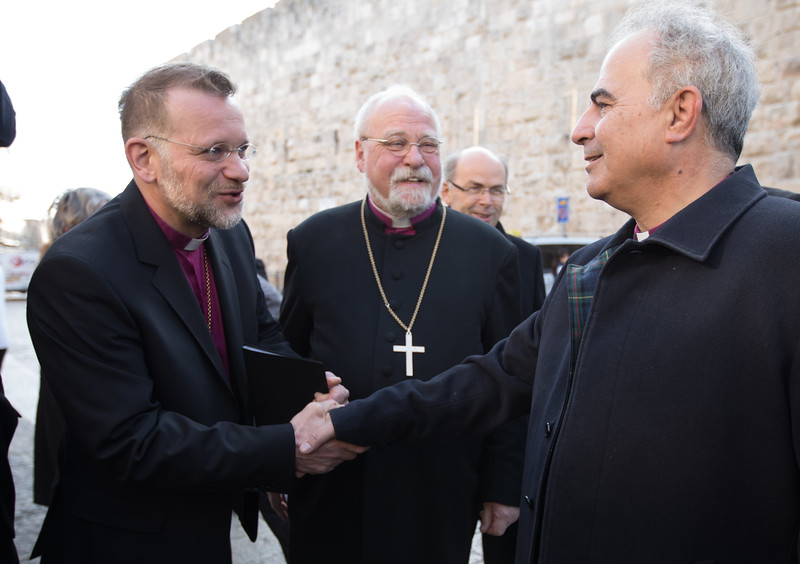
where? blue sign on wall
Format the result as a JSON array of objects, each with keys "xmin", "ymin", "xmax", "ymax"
[{"xmin": 557, "ymin": 197, "xmax": 569, "ymax": 223}]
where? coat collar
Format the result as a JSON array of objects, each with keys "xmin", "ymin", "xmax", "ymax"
[
  {"xmin": 602, "ymin": 165, "xmax": 766, "ymax": 263},
  {"xmin": 363, "ymin": 197, "xmax": 444, "ymax": 237}
]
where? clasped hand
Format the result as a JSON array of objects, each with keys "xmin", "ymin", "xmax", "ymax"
[
  {"xmin": 290, "ymin": 372, "xmax": 366, "ymax": 477},
  {"xmin": 480, "ymin": 501, "xmax": 520, "ymax": 536}
]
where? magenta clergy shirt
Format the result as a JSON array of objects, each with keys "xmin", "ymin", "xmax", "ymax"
[{"xmin": 149, "ymin": 208, "xmax": 230, "ymax": 381}]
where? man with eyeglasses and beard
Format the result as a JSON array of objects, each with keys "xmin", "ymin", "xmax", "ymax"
[
  {"xmin": 25, "ymin": 62, "xmax": 361, "ymax": 564},
  {"xmin": 277, "ymin": 85, "xmax": 525, "ymax": 563}
]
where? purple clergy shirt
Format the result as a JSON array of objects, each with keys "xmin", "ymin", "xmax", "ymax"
[
  {"xmin": 148, "ymin": 208, "xmax": 230, "ymax": 382},
  {"xmin": 367, "ymin": 197, "xmax": 438, "ymax": 235}
]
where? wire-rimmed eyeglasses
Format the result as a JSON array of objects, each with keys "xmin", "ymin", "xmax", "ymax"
[
  {"xmin": 360, "ymin": 136, "xmax": 441, "ymax": 156},
  {"xmin": 448, "ymin": 180, "xmax": 509, "ymax": 199},
  {"xmin": 145, "ymin": 135, "xmax": 258, "ymax": 162}
]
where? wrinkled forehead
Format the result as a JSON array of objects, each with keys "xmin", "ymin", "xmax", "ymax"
[
  {"xmin": 164, "ymin": 87, "xmax": 246, "ymax": 138},
  {"xmin": 367, "ymin": 96, "xmax": 439, "ymax": 137}
]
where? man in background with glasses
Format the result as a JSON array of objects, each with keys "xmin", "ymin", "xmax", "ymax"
[
  {"xmin": 443, "ymin": 146, "xmax": 546, "ymax": 318},
  {"xmin": 278, "ymin": 85, "xmax": 525, "ymax": 563},
  {"xmin": 441, "ymin": 146, "xmax": 545, "ymax": 563},
  {"xmin": 26, "ymin": 62, "xmax": 360, "ymax": 564}
]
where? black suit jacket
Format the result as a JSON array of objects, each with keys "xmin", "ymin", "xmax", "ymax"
[
  {"xmin": 27, "ymin": 181, "xmax": 297, "ymax": 564},
  {"xmin": 497, "ymin": 222, "xmax": 545, "ymax": 317}
]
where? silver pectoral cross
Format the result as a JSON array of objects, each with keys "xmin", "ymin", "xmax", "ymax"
[{"xmin": 393, "ymin": 331, "xmax": 425, "ymax": 377}]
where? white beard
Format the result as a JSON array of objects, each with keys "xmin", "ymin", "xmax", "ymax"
[{"xmin": 366, "ymin": 165, "xmax": 440, "ymax": 220}]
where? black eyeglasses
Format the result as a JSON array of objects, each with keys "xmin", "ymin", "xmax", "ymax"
[
  {"xmin": 448, "ymin": 180, "xmax": 509, "ymax": 199},
  {"xmin": 360, "ymin": 136, "xmax": 441, "ymax": 156},
  {"xmin": 145, "ymin": 136, "xmax": 258, "ymax": 162}
]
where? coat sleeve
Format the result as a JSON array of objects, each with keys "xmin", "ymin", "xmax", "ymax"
[{"xmin": 331, "ymin": 313, "xmax": 538, "ymax": 445}]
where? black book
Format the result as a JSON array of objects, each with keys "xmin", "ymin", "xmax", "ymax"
[{"xmin": 243, "ymin": 345, "xmax": 328, "ymax": 425}]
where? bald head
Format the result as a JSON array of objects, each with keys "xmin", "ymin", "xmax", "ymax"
[{"xmin": 442, "ymin": 146, "xmax": 508, "ymax": 227}]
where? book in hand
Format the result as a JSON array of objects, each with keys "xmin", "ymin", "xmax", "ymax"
[{"xmin": 243, "ymin": 345, "xmax": 328, "ymax": 425}]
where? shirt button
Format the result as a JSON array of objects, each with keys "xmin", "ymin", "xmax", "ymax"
[
  {"xmin": 391, "ymin": 270, "xmax": 404, "ymax": 280},
  {"xmin": 382, "ymin": 366, "xmax": 393, "ymax": 377},
  {"xmin": 386, "ymin": 331, "xmax": 397, "ymax": 342},
  {"xmin": 394, "ymin": 240, "xmax": 406, "ymax": 249}
]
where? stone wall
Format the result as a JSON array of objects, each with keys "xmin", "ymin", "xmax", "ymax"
[{"xmin": 177, "ymin": 0, "xmax": 800, "ymax": 286}]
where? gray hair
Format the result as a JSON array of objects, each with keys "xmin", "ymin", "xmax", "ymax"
[
  {"xmin": 353, "ymin": 85, "xmax": 441, "ymax": 140},
  {"xmin": 609, "ymin": 0, "xmax": 760, "ymax": 160}
]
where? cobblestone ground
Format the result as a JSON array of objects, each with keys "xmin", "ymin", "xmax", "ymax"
[{"xmin": 4, "ymin": 295, "xmax": 485, "ymax": 563}]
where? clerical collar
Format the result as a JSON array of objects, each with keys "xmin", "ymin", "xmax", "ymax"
[
  {"xmin": 634, "ymin": 222, "xmax": 663, "ymax": 242},
  {"xmin": 183, "ymin": 234, "xmax": 209, "ymax": 251},
  {"xmin": 367, "ymin": 197, "xmax": 438, "ymax": 235},
  {"xmin": 634, "ymin": 176, "xmax": 733, "ymax": 242}
]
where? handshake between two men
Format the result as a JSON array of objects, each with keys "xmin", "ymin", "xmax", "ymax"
[
  {"xmin": 289, "ymin": 372, "xmax": 363, "ymax": 477},
  {"xmin": 269, "ymin": 372, "xmax": 360, "ymax": 521}
]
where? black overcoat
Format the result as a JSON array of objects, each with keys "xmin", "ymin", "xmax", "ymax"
[{"xmin": 333, "ymin": 166, "xmax": 800, "ymax": 563}]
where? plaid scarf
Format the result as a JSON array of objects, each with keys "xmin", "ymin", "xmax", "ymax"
[{"xmin": 565, "ymin": 246, "xmax": 618, "ymax": 375}]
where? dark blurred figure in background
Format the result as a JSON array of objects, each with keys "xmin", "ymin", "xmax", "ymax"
[
  {"xmin": 0, "ymin": 77, "xmax": 20, "ymax": 564},
  {"xmin": 0, "ymin": 80, "xmax": 15, "ymax": 146},
  {"xmin": 33, "ymin": 188, "xmax": 111, "ymax": 507},
  {"xmin": 0, "ymin": 80, "xmax": 15, "ymax": 370},
  {"xmin": 254, "ymin": 258, "xmax": 282, "ymax": 320}
]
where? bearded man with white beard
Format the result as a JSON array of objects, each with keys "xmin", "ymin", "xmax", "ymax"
[{"xmin": 278, "ymin": 85, "xmax": 525, "ymax": 564}]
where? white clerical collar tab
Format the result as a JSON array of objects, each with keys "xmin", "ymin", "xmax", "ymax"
[
  {"xmin": 183, "ymin": 233, "xmax": 209, "ymax": 251},
  {"xmin": 635, "ymin": 230, "xmax": 650, "ymax": 242}
]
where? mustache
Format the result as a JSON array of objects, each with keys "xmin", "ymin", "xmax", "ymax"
[
  {"xmin": 210, "ymin": 181, "xmax": 245, "ymax": 195},
  {"xmin": 391, "ymin": 166, "xmax": 433, "ymax": 185}
]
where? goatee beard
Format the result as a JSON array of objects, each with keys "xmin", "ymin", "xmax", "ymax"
[
  {"xmin": 160, "ymin": 157, "xmax": 243, "ymax": 230},
  {"xmin": 366, "ymin": 166, "xmax": 440, "ymax": 220}
]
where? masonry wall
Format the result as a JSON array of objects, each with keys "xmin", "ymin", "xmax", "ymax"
[{"xmin": 177, "ymin": 0, "xmax": 800, "ymax": 285}]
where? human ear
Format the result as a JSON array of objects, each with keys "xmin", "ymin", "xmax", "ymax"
[
  {"xmin": 355, "ymin": 139, "xmax": 366, "ymax": 173},
  {"xmin": 665, "ymin": 86, "xmax": 702, "ymax": 144},
  {"xmin": 441, "ymin": 182, "xmax": 453, "ymax": 205},
  {"xmin": 125, "ymin": 137, "xmax": 159, "ymax": 183}
]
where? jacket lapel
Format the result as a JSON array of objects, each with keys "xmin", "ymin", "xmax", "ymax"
[
  {"xmin": 206, "ymin": 231, "xmax": 248, "ymax": 399},
  {"xmin": 119, "ymin": 181, "xmax": 232, "ymax": 390}
]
